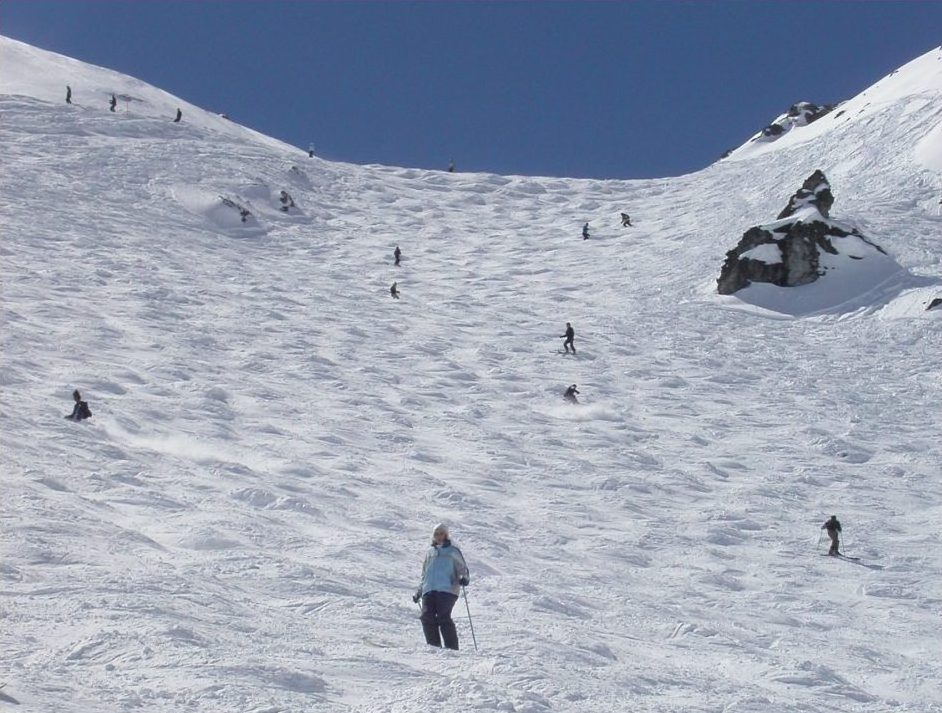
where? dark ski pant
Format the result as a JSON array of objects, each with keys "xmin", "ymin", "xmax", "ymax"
[
  {"xmin": 564, "ymin": 338, "xmax": 575, "ymax": 353},
  {"xmin": 421, "ymin": 591, "xmax": 459, "ymax": 650},
  {"xmin": 828, "ymin": 531, "xmax": 840, "ymax": 555}
]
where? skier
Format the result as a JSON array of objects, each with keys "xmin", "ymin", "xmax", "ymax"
[
  {"xmin": 620, "ymin": 212, "xmax": 632, "ymax": 227},
  {"xmin": 560, "ymin": 322, "xmax": 576, "ymax": 354},
  {"xmin": 821, "ymin": 515, "xmax": 842, "ymax": 556},
  {"xmin": 109, "ymin": 94, "xmax": 117, "ymax": 112},
  {"xmin": 394, "ymin": 245, "xmax": 402, "ymax": 266},
  {"xmin": 174, "ymin": 108, "xmax": 182, "ymax": 123},
  {"xmin": 564, "ymin": 384, "xmax": 580, "ymax": 403},
  {"xmin": 582, "ymin": 222, "xmax": 590, "ymax": 240},
  {"xmin": 279, "ymin": 190, "xmax": 295, "ymax": 212},
  {"xmin": 390, "ymin": 281, "xmax": 400, "ymax": 299},
  {"xmin": 447, "ymin": 159, "xmax": 455, "ymax": 173},
  {"xmin": 66, "ymin": 85, "xmax": 72, "ymax": 104},
  {"xmin": 413, "ymin": 523, "xmax": 470, "ymax": 650},
  {"xmin": 65, "ymin": 389, "xmax": 92, "ymax": 421}
]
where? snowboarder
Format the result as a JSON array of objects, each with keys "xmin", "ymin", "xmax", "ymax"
[
  {"xmin": 174, "ymin": 108, "xmax": 182, "ymax": 123},
  {"xmin": 582, "ymin": 222, "xmax": 590, "ymax": 240},
  {"xmin": 65, "ymin": 389, "xmax": 92, "ymax": 421},
  {"xmin": 564, "ymin": 384, "xmax": 580, "ymax": 403},
  {"xmin": 394, "ymin": 245, "xmax": 402, "ymax": 266},
  {"xmin": 413, "ymin": 523, "xmax": 470, "ymax": 650},
  {"xmin": 66, "ymin": 85, "xmax": 72, "ymax": 104},
  {"xmin": 447, "ymin": 159, "xmax": 455, "ymax": 173},
  {"xmin": 109, "ymin": 94, "xmax": 117, "ymax": 112},
  {"xmin": 560, "ymin": 322, "xmax": 576, "ymax": 354},
  {"xmin": 620, "ymin": 212, "xmax": 632, "ymax": 227},
  {"xmin": 390, "ymin": 281, "xmax": 400, "ymax": 299},
  {"xmin": 822, "ymin": 515, "xmax": 842, "ymax": 556}
]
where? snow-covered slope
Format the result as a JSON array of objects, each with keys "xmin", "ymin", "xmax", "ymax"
[
  {"xmin": 2, "ymin": 36, "xmax": 941, "ymax": 713},
  {"xmin": 727, "ymin": 45, "xmax": 942, "ymax": 164}
]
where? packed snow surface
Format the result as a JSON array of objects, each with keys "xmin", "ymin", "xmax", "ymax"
[{"xmin": 2, "ymin": 36, "xmax": 942, "ymax": 713}]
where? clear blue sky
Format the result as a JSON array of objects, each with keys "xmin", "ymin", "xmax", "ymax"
[{"xmin": 4, "ymin": 1, "xmax": 941, "ymax": 178}]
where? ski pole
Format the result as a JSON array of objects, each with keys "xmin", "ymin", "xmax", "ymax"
[{"xmin": 462, "ymin": 586, "xmax": 478, "ymax": 652}]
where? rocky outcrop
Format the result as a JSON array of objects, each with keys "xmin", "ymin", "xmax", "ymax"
[
  {"xmin": 928, "ymin": 297, "xmax": 942, "ymax": 311},
  {"xmin": 717, "ymin": 171, "xmax": 886, "ymax": 296},
  {"xmin": 777, "ymin": 169, "xmax": 834, "ymax": 219},
  {"xmin": 756, "ymin": 101, "xmax": 837, "ymax": 142}
]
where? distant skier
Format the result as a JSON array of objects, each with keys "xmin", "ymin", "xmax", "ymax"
[
  {"xmin": 560, "ymin": 322, "xmax": 576, "ymax": 354},
  {"xmin": 66, "ymin": 85, "xmax": 72, "ymax": 104},
  {"xmin": 65, "ymin": 389, "xmax": 92, "ymax": 421},
  {"xmin": 394, "ymin": 245, "xmax": 402, "ymax": 266},
  {"xmin": 582, "ymin": 222, "xmax": 590, "ymax": 240},
  {"xmin": 822, "ymin": 515, "xmax": 842, "ymax": 556},
  {"xmin": 279, "ymin": 190, "xmax": 296, "ymax": 212},
  {"xmin": 564, "ymin": 384, "xmax": 580, "ymax": 403},
  {"xmin": 447, "ymin": 159, "xmax": 455, "ymax": 173},
  {"xmin": 413, "ymin": 523, "xmax": 470, "ymax": 650},
  {"xmin": 174, "ymin": 108, "xmax": 182, "ymax": 123},
  {"xmin": 109, "ymin": 94, "xmax": 117, "ymax": 112},
  {"xmin": 390, "ymin": 281, "xmax": 400, "ymax": 299},
  {"xmin": 620, "ymin": 212, "xmax": 632, "ymax": 227}
]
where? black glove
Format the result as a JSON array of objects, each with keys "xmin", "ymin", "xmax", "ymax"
[
  {"xmin": 412, "ymin": 593, "xmax": 420, "ymax": 604},
  {"xmin": 459, "ymin": 577, "xmax": 469, "ymax": 587}
]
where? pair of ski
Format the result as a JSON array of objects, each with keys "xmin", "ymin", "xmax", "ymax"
[{"xmin": 821, "ymin": 553, "xmax": 861, "ymax": 561}]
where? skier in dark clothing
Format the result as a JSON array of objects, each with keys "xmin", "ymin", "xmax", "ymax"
[
  {"xmin": 109, "ymin": 94, "xmax": 117, "ymax": 112},
  {"xmin": 582, "ymin": 222, "xmax": 590, "ymax": 240},
  {"xmin": 564, "ymin": 384, "xmax": 579, "ymax": 403},
  {"xmin": 560, "ymin": 322, "xmax": 576, "ymax": 354},
  {"xmin": 66, "ymin": 85, "xmax": 72, "ymax": 104},
  {"xmin": 65, "ymin": 389, "xmax": 92, "ymax": 421},
  {"xmin": 394, "ymin": 245, "xmax": 402, "ymax": 266},
  {"xmin": 413, "ymin": 523, "xmax": 469, "ymax": 650},
  {"xmin": 620, "ymin": 212, "xmax": 632, "ymax": 227},
  {"xmin": 822, "ymin": 515, "xmax": 842, "ymax": 555},
  {"xmin": 390, "ymin": 281, "xmax": 400, "ymax": 299},
  {"xmin": 174, "ymin": 108, "xmax": 182, "ymax": 123},
  {"xmin": 447, "ymin": 159, "xmax": 455, "ymax": 173}
]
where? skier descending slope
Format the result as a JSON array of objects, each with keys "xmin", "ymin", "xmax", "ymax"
[
  {"xmin": 822, "ymin": 515, "xmax": 842, "ymax": 556},
  {"xmin": 413, "ymin": 523, "xmax": 469, "ymax": 650},
  {"xmin": 560, "ymin": 322, "xmax": 576, "ymax": 354},
  {"xmin": 564, "ymin": 384, "xmax": 580, "ymax": 403}
]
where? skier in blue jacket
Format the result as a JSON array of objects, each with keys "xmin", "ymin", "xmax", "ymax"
[{"xmin": 413, "ymin": 523, "xmax": 469, "ymax": 650}]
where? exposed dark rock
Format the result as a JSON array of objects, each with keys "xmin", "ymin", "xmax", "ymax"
[
  {"xmin": 754, "ymin": 101, "xmax": 837, "ymax": 145},
  {"xmin": 777, "ymin": 169, "xmax": 834, "ymax": 219},
  {"xmin": 928, "ymin": 297, "xmax": 942, "ymax": 311},
  {"xmin": 717, "ymin": 171, "xmax": 886, "ymax": 296},
  {"xmin": 786, "ymin": 101, "xmax": 835, "ymax": 123}
]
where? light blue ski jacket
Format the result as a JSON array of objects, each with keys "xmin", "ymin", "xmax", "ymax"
[{"xmin": 416, "ymin": 540, "xmax": 469, "ymax": 598}]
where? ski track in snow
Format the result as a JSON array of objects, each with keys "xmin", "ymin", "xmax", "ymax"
[{"xmin": 1, "ymin": 37, "xmax": 941, "ymax": 713}]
